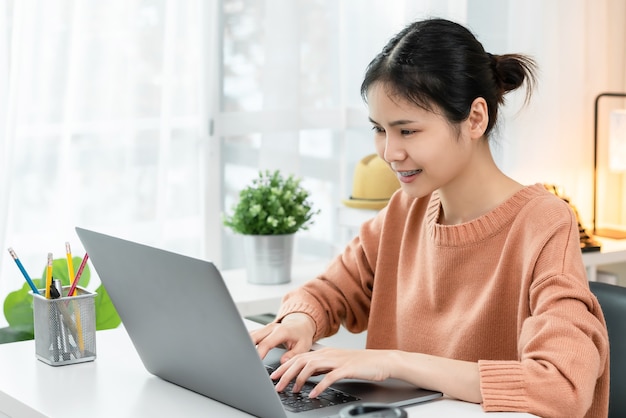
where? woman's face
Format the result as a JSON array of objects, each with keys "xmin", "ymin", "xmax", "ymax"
[{"xmin": 367, "ymin": 83, "xmax": 474, "ymax": 200}]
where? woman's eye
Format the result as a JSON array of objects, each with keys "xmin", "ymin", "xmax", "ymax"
[
  {"xmin": 371, "ymin": 126, "xmax": 385, "ymax": 134},
  {"xmin": 401, "ymin": 129, "xmax": 417, "ymax": 136}
]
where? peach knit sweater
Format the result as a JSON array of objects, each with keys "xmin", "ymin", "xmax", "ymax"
[{"xmin": 277, "ymin": 184, "xmax": 609, "ymax": 418}]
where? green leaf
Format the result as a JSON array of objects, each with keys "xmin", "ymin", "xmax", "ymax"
[
  {"xmin": 222, "ymin": 169, "xmax": 320, "ymax": 235},
  {"xmin": 0, "ymin": 327, "xmax": 34, "ymax": 343},
  {"xmin": 3, "ymin": 281, "xmax": 41, "ymax": 332},
  {"xmin": 94, "ymin": 284, "xmax": 121, "ymax": 330}
]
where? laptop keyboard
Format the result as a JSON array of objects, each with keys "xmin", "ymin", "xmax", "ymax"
[{"xmin": 265, "ymin": 364, "xmax": 360, "ymax": 413}]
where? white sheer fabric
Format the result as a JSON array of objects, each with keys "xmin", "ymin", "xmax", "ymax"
[
  {"xmin": 0, "ymin": 0, "xmax": 213, "ymax": 326},
  {"xmin": 0, "ymin": 0, "xmax": 625, "ymax": 327}
]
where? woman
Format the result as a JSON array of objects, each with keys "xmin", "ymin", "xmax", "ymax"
[{"xmin": 251, "ymin": 18, "xmax": 609, "ymax": 418}]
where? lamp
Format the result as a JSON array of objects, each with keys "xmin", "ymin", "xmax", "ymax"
[
  {"xmin": 593, "ymin": 92, "xmax": 626, "ymax": 239},
  {"xmin": 609, "ymin": 109, "xmax": 626, "ymax": 171}
]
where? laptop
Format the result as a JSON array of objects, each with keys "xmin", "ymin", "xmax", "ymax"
[{"xmin": 75, "ymin": 227, "xmax": 442, "ymax": 418}]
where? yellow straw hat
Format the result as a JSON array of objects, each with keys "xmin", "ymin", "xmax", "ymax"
[{"xmin": 342, "ymin": 154, "xmax": 401, "ymax": 210}]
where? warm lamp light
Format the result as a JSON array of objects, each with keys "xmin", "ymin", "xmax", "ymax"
[
  {"xmin": 609, "ymin": 110, "xmax": 626, "ymax": 172},
  {"xmin": 593, "ymin": 92, "xmax": 626, "ymax": 239}
]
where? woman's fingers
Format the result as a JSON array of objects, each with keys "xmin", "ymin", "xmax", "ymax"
[
  {"xmin": 272, "ymin": 348, "xmax": 393, "ymax": 397},
  {"xmin": 251, "ymin": 313, "xmax": 316, "ymax": 360}
]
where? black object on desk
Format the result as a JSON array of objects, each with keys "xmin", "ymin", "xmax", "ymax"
[
  {"xmin": 246, "ymin": 312, "xmax": 277, "ymax": 325},
  {"xmin": 338, "ymin": 403, "xmax": 407, "ymax": 417}
]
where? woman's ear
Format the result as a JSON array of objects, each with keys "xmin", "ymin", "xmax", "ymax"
[{"xmin": 468, "ymin": 97, "xmax": 489, "ymax": 139}]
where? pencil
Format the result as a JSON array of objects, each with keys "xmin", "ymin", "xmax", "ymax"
[
  {"xmin": 45, "ymin": 253, "xmax": 53, "ymax": 299},
  {"xmin": 66, "ymin": 242, "xmax": 84, "ymax": 352},
  {"xmin": 67, "ymin": 253, "xmax": 89, "ymax": 297},
  {"xmin": 65, "ymin": 242, "xmax": 75, "ymax": 294},
  {"xmin": 7, "ymin": 248, "xmax": 40, "ymax": 295}
]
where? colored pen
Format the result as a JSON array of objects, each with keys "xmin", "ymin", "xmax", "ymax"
[
  {"xmin": 66, "ymin": 242, "xmax": 75, "ymax": 295},
  {"xmin": 67, "ymin": 253, "xmax": 89, "ymax": 297},
  {"xmin": 7, "ymin": 248, "xmax": 40, "ymax": 295},
  {"xmin": 66, "ymin": 243, "xmax": 84, "ymax": 353},
  {"xmin": 45, "ymin": 253, "xmax": 53, "ymax": 299}
]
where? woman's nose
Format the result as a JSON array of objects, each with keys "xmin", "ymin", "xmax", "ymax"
[{"xmin": 383, "ymin": 134, "xmax": 405, "ymax": 163}]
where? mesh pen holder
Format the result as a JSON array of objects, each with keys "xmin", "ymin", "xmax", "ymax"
[{"xmin": 32, "ymin": 286, "xmax": 97, "ymax": 366}]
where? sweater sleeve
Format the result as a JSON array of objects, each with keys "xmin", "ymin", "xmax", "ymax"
[
  {"xmin": 479, "ymin": 205, "xmax": 609, "ymax": 418},
  {"xmin": 275, "ymin": 208, "xmax": 385, "ymax": 341}
]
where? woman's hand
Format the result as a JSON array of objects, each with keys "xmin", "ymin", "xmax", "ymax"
[
  {"xmin": 270, "ymin": 347, "xmax": 395, "ymax": 398},
  {"xmin": 269, "ymin": 347, "xmax": 483, "ymax": 404},
  {"xmin": 250, "ymin": 312, "xmax": 317, "ymax": 363}
]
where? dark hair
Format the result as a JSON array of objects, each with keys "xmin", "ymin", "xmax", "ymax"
[{"xmin": 360, "ymin": 18, "xmax": 537, "ymax": 137}]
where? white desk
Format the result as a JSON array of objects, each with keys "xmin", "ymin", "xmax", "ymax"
[
  {"xmin": 0, "ymin": 327, "xmax": 536, "ymax": 418},
  {"xmin": 582, "ymin": 237, "xmax": 626, "ymax": 283}
]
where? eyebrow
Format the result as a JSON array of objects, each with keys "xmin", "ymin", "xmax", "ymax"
[{"xmin": 368, "ymin": 117, "xmax": 417, "ymax": 127}]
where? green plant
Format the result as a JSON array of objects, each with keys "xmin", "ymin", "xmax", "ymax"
[
  {"xmin": 0, "ymin": 256, "xmax": 121, "ymax": 344},
  {"xmin": 223, "ymin": 170, "xmax": 319, "ymax": 235}
]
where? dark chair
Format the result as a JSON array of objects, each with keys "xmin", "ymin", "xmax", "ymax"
[{"xmin": 589, "ymin": 281, "xmax": 626, "ymax": 418}]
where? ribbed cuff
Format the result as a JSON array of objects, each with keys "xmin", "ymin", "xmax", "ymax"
[
  {"xmin": 479, "ymin": 360, "xmax": 528, "ymax": 412},
  {"xmin": 276, "ymin": 302, "xmax": 327, "ymax": 341}
]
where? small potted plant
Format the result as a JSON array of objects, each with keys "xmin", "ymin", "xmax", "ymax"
[{"xmin": 223, "ymin": 170, "xmax": 319, "ymax": 284}]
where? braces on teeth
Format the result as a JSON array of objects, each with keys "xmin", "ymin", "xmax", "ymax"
[{"xmin": 399, "ymin": 169, "xmax": 422, "ymax": 177}]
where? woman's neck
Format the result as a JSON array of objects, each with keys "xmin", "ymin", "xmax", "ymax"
[{"xmin": 436, "ymin": 149, "xmax": 523, "ymax": 225}]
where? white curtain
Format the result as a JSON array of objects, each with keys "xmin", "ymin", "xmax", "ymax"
[
  {"xmin": 0, "ymin": 1, "xmax": 12, "ymax": 259},
  {"xmin": 0, "ymin": 0, "xmax": 213, "ymax": 327},
  {"xmin": 1, "ymin": 0, "xmax": 625, "ymax": 327}
]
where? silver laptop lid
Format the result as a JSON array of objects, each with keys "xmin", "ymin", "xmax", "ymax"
[{"xmin": 76, "ymin": 227, "xmax": 288, "ymax": 418}]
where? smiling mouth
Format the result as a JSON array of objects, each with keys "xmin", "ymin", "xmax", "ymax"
[{"xmin": 398, "ymin": 169, "xmax": 422, "ymax": 177}]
